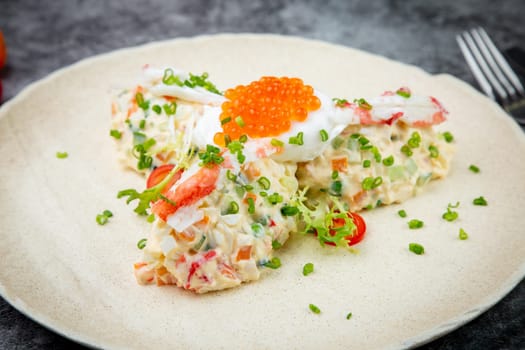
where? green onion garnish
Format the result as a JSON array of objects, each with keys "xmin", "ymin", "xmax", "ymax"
[
  {"xmin": 363, "ymin": 160, "xmax": 371, "ymax": 168},
  {"xmin": 163, "ymin": 102, "xmax": 177, "ymax": 115},
  {"xmin": 428, "ymin": 145, "xmax": 439, "ymax": 158},
  {"xmin": 235, "ymin": 116, "xmax": 245, "ymax": 127},
  {"xmin": 226, "ymin": 201, "xmax": 239, "ymax": 214},
  {"xmin": 263, "ymin": 257, "xmax": 281, "ymax": 269},
  {"xmin": 409, "ymin": 243, "xmax": 425, "ymax": 255},
  {"xmin": 346, "ymin": 312, "xmax": 353, "ymax": 320},
  {"xmin": 135, "ymin": 92, "xmax": 149, "ymax": 110},
  {"xmin": 442, "ymin": 207, "xmax": 458, "ymax": 222},
  {"xmin": 382, "ymin": 155, "xmax": 394, "ymax": 166},
  {"xmin": 162, "ymin": 68, "xmax": 183, "ymax": 86},
  {"xmin": 152, "ymin": 105, "xmax": 162, "ymax": 114},
  {"xmin": 288, "ymin": 132, "xmax": 304, "ymax": 145},
  {"xmin": 226, "ymin": 169, "xmax": 237, "ymax": 181},
  {"xmin": 469, "ymin": 165, "xmax": 480, "ymax": 173},
  {"xmin": 354, "ymin": 98, "xmax": 372, "ymax": 110},
  {"xmin": 139, "ymin": 119, "xmax": 146, "ymax": 129},
  {"xmin": 272, "ymin": 240, "xmax": 282, "ymax": 249},
  {"xmin": 332, "ymin": 98, "xmax": 349, "ymax": 107},
  {"xmin": 96, "ymin": 214, "xmax": 108, "ymax": 225},
  {"xmin": 473, "ymin": 196, "xmax": 488, "ymax": 206},
  {"xmin": 443, "ymin": 131, "xmax": 454, "ymax": 143},
  {"xmin": 239, "ymin": 134, "xmax": 248, "ymax": 143},
  {"xmin": 358, "ymin": 136, "xmax": 370, "ymax": 146},
  {"xmin": 102, "ymin": 210, "xmax": 113, "ymax": 218},
  {"xmin": 459, "ymin": 228, "xmax": 469, "ymax": 240},
  {"xmin": 309, "ymin": 304, "xmax": 321, "ymax": 314},
  {"xmin": 362, "ymin": 176, "xmax": 382, "ymax": 190},
  {"xmin": 110, "ymin": 129, "xmax": 122, "ymax": 139},
  {"xmin": 267, "ymin": 193, "xmax": 283, "ymax": 205},
  {"xmin": 281, "ymin": 205, "xmax": 299, "ymax": 216},
  {"xmin": 221, "ymin": 117, "xmax": 231, "ymax": 125},
  {"xmin": 331, "ymin": 171, "xmax": 339, "ymax": 180},
  {"xmin": 56, "ymin": 151, "xmax": 68, "ymax": 159},
  {"xmin": 396, "ymin": 87, "xmax": 411, "ymax": 98},
  {"xmin": 398, "ymin": 209, "xmax": 407, "ymax": 218},
  {"xmin": 408, "ymin": 219, "xmax": 424, "ymax": 229},
  {"xmin": 303, "ymin": 262, "xmax": 314, "ymax": 276},
  {"xmin": 330, "ymin": 180, "xmax": 343, "ymax": 196},
  {"xmin": 247, "ymin": 197, "xmax": 255, "ymax": 214},
  {"xmin": 320, "ymin": 129, "xmax": 329, "ymax": 142},
  {"xmin": 137, "ymin": 238, "xmax": 147, "ymax": 250},
  {"xmin": 271, "ymin": 138, "xmax": 284, "ymax": 147},
  {"xmin": 198, "ymin": 144, "xmax": 224, "ymax": 166},
  {"xmin": 257, "ymin": 176, "xmax": 271, "ymax": 190}
]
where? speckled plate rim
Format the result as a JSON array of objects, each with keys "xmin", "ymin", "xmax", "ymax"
[{"xmin": 0, "ymin": 33, "xmax": 523, "ymax": 350}]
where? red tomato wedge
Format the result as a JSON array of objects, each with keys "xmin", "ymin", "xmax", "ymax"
[{"xmin": 322, "ymin": 212, "xmax": 367, "ymax": 247}]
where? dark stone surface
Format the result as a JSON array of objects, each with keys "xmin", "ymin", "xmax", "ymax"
[{"xmin": 0, "ymin": 0, "xmax": 524, "ymax": 349}]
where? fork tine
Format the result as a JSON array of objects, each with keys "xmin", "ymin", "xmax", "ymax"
[
  {"xmin": 460, "ymin": 31, "xmax": 508, "ymax": 101},
  {"xmin": 456, "ymin": 34, "xmax": 496, "ymax": 100},
  {"xmin": 477, "ymin": 27, "xmax": 525, "ymax": 96},
  {"xmin": 471, "ymin": 28, "xmax": 516, "ymax": 98}
]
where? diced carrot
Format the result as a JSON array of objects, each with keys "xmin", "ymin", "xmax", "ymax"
[
  {"xmin": 243, "ymin": 192, "xmax": 257, "ymax": 204},
  {"xmin": 331, "ymin": 157, "xmax": 348, "ymax": 172},
  {"xmin": 236, "ymin": 245, "xmax": 252, "ymax": 261},
  {"xmin": 244, "ymin": 163, "xmax": 261, "ymax": 179},
  {"xmin": 170, "ymin": 229, "xmax": 195, "ymax": 242}
]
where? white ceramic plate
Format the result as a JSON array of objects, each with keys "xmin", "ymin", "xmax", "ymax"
[{"xmin": 0, "ymin": 34, "xmax": 524, "ymax": 350}]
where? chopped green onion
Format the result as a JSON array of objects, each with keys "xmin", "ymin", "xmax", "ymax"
[
  {"xmin": 409, "ymin": 243, "xmax": 425, "ymax": 255},
  {"xmin": 371, "ymin": 147, "xmax": 382, "ymax": 162},
  {"xmin": 139, "ymin": 119, "xmax": 146, "ymax": 129},
  {"xmin": 96, "ymin": 214, "xmax": 108, "ymax": 225},
  {"xmin": 135, "ymin": 92, "xmax": 149, "ymax": 110},
  {"xmin": 408, "ymin": 219, "xmax": 424, "ymax": 229},
  {"xmin": 320, "ymin": 129, "xmax": 329, "ymax": 142},
  {"xmin": 330, "ymin": 180, "xmax": 343, "ymax": 196},
  {"xmin": 396, "ymin": 87, "xmax": 411, "ymax": 98},
  {"xmin": 331, "ymin": 171, "xmax": 339, "ymax": 180},
  {"xmin": 469, "ymin": 165, "xmax": 480, "ymax": 173},
  {"xmin": 354, "ymin": 98, "xmax": 372, "ymax": 110},
  {"xmin": 198, "ymin": 144, "xmax": 224, "ymax": 166},
  {"xmin": 443, "ymin": 131, "xmax": 454, "ymax": 143},
  {"xmin": 473, "ymin": 196, "xmax": 488, "ymax": 206},
  {"xmin": 401, "ymin": 144, "xmax": 413, "ymax": 157},
  {"xmin": 303, "ymin": 262, "xmax": 314, "ymax": 276},
  {"xmin": 102, "ymin": 210, "xmax": 113, "ymax": 218},
  {"xmin": 226, "ymin": 170, "xmax": 237, "ymax": 181},
  {"xmin": 272, "ymin": 240, "xmax": 282, "ymax": 249},
  {"xmin": 162, "ymin": 68, "xmax": 183, "ymax": 86},
  {"xmin": 281, "ymin": 205, "xmax": 299, "ymax": 216},
  {"xmin": 109, "ymin": 129, "xmax": 122, "ymax": 139},
  {"xmin": 267, "ymin": 193, "xmax": 283, "ymax": 205},
  {"xmin": 247, "ymin": 197, "xmax": 255, "ymax": 214},
  {"xmin": 163, "ymin": 102, "xmax": 177, "ymax": 115},
  {"xmin": 332, "ymin": 97, "xmax": 349, "ymax": 107},
  {"xmin": 346, "ymin": 312, "xmax": 353, "ymax": 320},
  {"xmin": 221, "ymin": 117, "xmax": 231, "ymax": 125},
  {"xmin": 428, "ymin": 145, "xmax": 439, "ymax": 158},
  {"xmin": 271, "ymin": 138, "xmax": 284, "ymax": 147},
  {"xmin": 358, "ymin": 136, "xmax": 370, "ymax": 146},
  {"xmin": 152, "ymin": 105, "xmax": 162, "ymax": 114},
  {"xmin": 235, "ymin": 116, "xmax": 245, "ymax": 127},
  {"xmin": 459, "ymin": 228, "xmax": 469, "ymax": 240},
  {"xmin": 226, "ymin": 201, "xmax": 239, "ymax": 214},
  {"xmin": 56, "ymin": 151, "xmax": 68, "ymax": 159},
  {"xmin": 363, "ymin": 160, "xmax": 371, "ymax": 168},
  {"xmin": 382, "ymin": 155, "xmax": 394, "ymax": 166},
  {"xmin": 309, "ymin": 304, "xmax": 321, "ymax": 314},
  {"xmin": 257, "ymin": 176, "xmax": 271, "ymax": 190},
  {"xmin": 442, "ymin": 207, "xmax": 458, "ymax": 222},
  {"xmin": 259, "ymin": 191, "xmax": 267, "ymax": 197},
  {"xmin": 239, "ymin": 134, "xmax": 248, "ymax": 143},
  {"xmin": 263, "ymin": 257, "xmax": 281, "ymax": 269},
  {"xmin": 398, "ymin": 209, "xmax": 407, "ymax": 218},
  {"xmin": 448, "ymin": 201, "xmax": 460, "ymax": 208},
  {"xmin": 288, "ymin": 132, "xmax": 304, "ymax": 145},
  {"xmin": 362, "ymin": 176, "xmax": 382, "ymax": 190},
  {"xmin": 244, "ymin": 184, "xmax": 254, "ymax": 192},
  {"xmin": 137, "ymin": 238, "xmax": 147, "ymax": 250}
]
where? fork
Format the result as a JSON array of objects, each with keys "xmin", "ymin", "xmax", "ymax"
[{"xmin": 457, "ymin": 28, "xmax": 525, "ymax": 125}]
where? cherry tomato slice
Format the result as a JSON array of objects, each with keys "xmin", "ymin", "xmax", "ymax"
[
  {"xmin": 146, "ymin": 164, "xmax": 180, "ymax": 192},
  {"xmin": 321, "ymin": 211, "xmax": 367, "ymax": 247}
]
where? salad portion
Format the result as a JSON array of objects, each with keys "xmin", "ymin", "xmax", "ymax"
[{"xmin": 112, "ymin": 66, "xmax": 453, "ymax": 293}]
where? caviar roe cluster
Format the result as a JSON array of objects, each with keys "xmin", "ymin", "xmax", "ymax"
[{"xmin": 215, "ymin": 76, "xmax": 321, "ymax": 144}]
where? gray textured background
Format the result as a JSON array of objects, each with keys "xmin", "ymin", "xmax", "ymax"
[{"xmin": 0, "ymin": 0, "xmax": 524, "ymax": 349}]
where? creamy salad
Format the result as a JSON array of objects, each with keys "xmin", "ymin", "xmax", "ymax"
[{"xmin": 112, "ymin": 66, "xmax": 454, "ymax": 293}]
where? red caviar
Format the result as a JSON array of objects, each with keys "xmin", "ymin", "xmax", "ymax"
[{"xmin": 215, "ymin": 77, "xmax": 321, "ymax": 144}]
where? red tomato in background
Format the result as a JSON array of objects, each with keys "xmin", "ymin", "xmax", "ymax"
[
  {"xmin": 0, "ymin": 31, "xmax": 6, "ymax": 69},
  {"xmin": 321, "ymin": 211, "xmax": 367, "ymax": 247}
]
